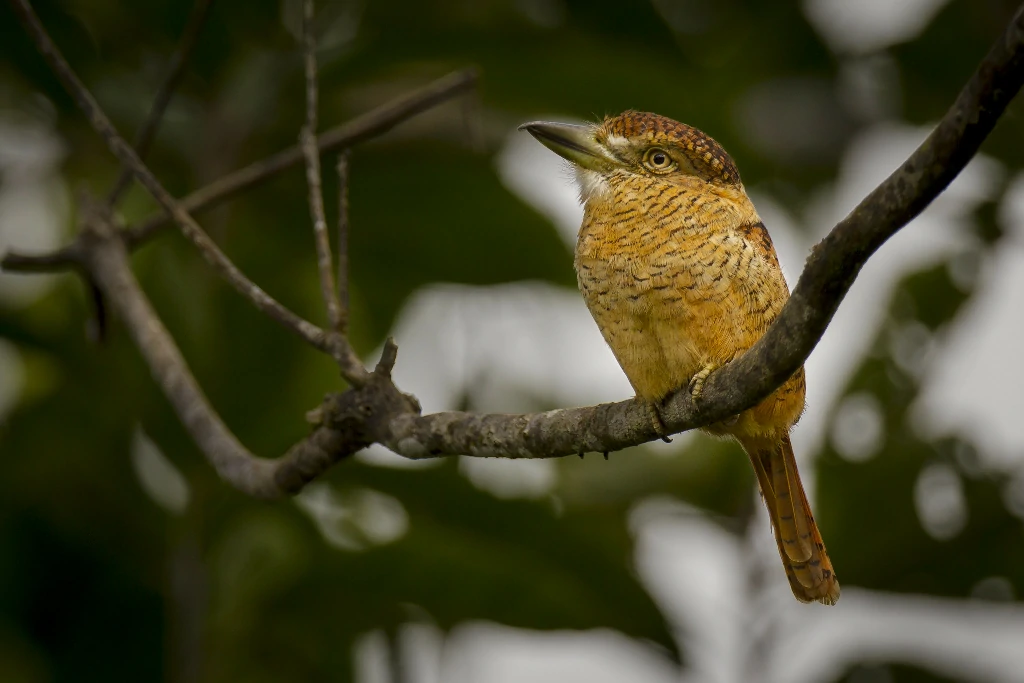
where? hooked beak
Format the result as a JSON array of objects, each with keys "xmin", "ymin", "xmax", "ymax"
[{"xmin": 518, "ymin": 121, "xmax": 615, "ymax": 171}]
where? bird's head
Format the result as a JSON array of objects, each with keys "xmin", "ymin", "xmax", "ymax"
[{"xmin": 520, "ymin": 111, "xmax": 744, "ymax": 205}]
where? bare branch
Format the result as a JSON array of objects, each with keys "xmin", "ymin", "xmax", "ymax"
[
  {"xmin": 106, "ymin": 0, "xmax": 216, "ymax": 206},
  {"xmin": 336, "ymin": 150, "xmax": 351, "ymax": 333},
  {"xmin": 123, "ymin": 68, "xmax": 478, "ymax": 246},
  {"xmin": 299, "ymin": 0, "xmax": 343, "ymax": 333},
  {"xmin": 78, "ymin": 207, "xmax": 409, "ymax": 498},
  {"xmin": 1, "ymin": 68, "xmax": 479, "ymax": 274},
  {"xmin": 79, "ymin": 210, "xmax": 275, "ymax": 497},
  {"xmin": 7, "ymin": 0, "xmax": 342, "ymax": 358},
  {"xmin": 297, "ymin": 0, "xmax": 365, "ymax": 383}
]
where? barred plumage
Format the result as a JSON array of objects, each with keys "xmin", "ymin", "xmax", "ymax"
[{"xmin": 523, "ymin": 111, "xmax": 840, "ymax": 605}]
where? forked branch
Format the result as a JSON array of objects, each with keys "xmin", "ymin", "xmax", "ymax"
[
  {"xmin": 296, "ymin": 0, "xmax": 364, "ymax": 380},
  {"xmin": 299, "ymin": 0, "xmax": 343, "ymax": 333},
  {"xmin": 7, "ymin": 0, "xmax": 335, "ymax": 354},
  {"xmin": 78, "ymin": 203, "xmax": 409, "ymax": 498}
]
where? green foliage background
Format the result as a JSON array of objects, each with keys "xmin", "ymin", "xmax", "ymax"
[{"xmin": 1, "ymin": 0, "xmax": 1023, "ymax": 681}]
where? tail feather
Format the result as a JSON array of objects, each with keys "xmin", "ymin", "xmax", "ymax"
[
  {"xmin": 770, "ymin": 437, "xmax": 812, "ymax": 564},
  {"xmin": 740, "ymin": 433, "xmax": 840, "ymax": 605}
]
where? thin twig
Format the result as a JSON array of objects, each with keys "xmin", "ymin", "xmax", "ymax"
[
  {"xmin": 1, "ymin": 69, "xmax": 479, "ymax": 274},
  {"xmin": 106, "ymin": 0, "xmax": 215, "ymax": 206},
  {"xmin": 336, "ymin": 150, "xmax": 351, "ymax": 332},
  {"xmin": 124, "ymin": 68, "xmax": 478, "ymax": 245},
  {"xmin": 299, "ymin": 0, "xmax": 343, "ymax": 333},
  {"xmin": 8, "ymin": 0, "xmax": 349, "ymax": 363}
]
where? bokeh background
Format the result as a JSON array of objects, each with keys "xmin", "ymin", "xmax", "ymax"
[{"xmin": 2, "ymin": 0, "xmax": 1024, "ymax": 681}]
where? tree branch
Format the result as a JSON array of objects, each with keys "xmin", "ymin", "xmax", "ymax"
[
  {"xmin": 106, "ymin": 0, "xmax": 215, "ymax": 206},
  {"xmin": 80, "ymin": 208, "xmax": 275, "ymax": 497},
  {"xmin": 0, "ymin": 68, "xmax": 479, "ymax": 273},
  {"xmin": 123, "ymin": 68, "xmax": 477, "ymax": 248},
  {"xmin": 299, "ymin": 0, "xmax": 344, "ymax": 334},
  {"xmin": 7, "ymin": 0, "xmax": 339, "ymax": 356},
  {"xmin": 295, "ymin": 0, "xmax": 364, "ymax": 382},
  {"xmin": 77, "ymin": 204, "xmax": 413, "ymax": 498}
]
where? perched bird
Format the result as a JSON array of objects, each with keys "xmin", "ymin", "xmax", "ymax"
[{"xmin": 521, "ymin": 111, "xmax": 839, "ymax": 605}]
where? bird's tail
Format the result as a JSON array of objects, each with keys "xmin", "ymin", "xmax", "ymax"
[{"xmin": 738, "ymin": 432, "xmax": 840, "ymax": 605}]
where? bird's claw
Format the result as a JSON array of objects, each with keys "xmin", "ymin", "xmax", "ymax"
[
  {"xmin": 688, "ymin": 365, "xmax": 715, "ymax": 402},
  {"xmin": 644, "ymin": 400, "xmax": 672, "ymax": 443}
]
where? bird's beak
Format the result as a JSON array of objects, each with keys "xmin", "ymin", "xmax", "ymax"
[{"xmin": 518, "ymin": 121, "xmax": 615, "ymax": 171}]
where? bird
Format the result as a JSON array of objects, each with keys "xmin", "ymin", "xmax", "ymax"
[{"xmin": 520, "ymin": 111, "xmax": 840, "ymax": 605}]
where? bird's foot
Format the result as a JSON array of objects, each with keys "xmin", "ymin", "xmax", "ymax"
[
  {"xmin": 644, "ymin": 400, "xmax": 673, "ymax": 443},
  {"xmin": 687, "ymin": 364, "xmax": 716, "ymax": 402}
]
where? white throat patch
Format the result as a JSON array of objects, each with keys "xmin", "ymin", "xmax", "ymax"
[{"xmin": 575, "ymin": 167, "xmax": 610, "ymax": 204}]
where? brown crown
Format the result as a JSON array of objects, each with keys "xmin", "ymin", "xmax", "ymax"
[{"xmin": 602, "ymin": 111, "xmax": 740, "ymax": 184}]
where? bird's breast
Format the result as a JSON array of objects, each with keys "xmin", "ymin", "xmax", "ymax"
[
  {"xmin": 575, "ymin": 233, "xmax": 668, "ymax": 316},
  {"xmin": 576, "ymin": 203, "xmax": 743, "ymax": 314}
]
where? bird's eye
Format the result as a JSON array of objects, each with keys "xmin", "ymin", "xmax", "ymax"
[{"xmin": 643, "ymin": 148, "xmax": 675, "ymax": 172}]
